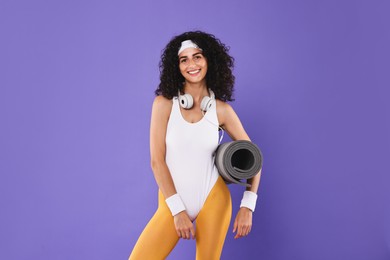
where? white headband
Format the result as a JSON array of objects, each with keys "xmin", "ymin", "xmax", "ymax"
[{"xmin": 178, "ymin": 40, "xmax": 202, "ymax": 55}]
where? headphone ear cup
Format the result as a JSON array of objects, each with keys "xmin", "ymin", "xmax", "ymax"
[
  {"xmin": 200, "ymin": 96, "xmax": 213, "ymax": 112},
  {"xmin": 179, "ymin": 93, "xmax": 194, "ymax": 109}
]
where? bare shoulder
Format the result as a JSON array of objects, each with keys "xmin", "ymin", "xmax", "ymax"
[
  {"xmin": 216, "ymin": 99, "xmax": 235, "ymax": 114},
  {"xmin": 216, "ymin": 99, "xmax": 236, "ymax": 125},
  {"xmin": 153, "ymin": 95, "xmax": 172, "ymax": 107},
  {"xmin": 152, "ymin": 95, "xmax": 173, "ymax": 117},
  {"xmin": 216, "ymin": 99, "xmax": 231, "ymax": 111},
  {"xmin": 216, "ymin": 99, "xmax": 249, "ymax": 140}
]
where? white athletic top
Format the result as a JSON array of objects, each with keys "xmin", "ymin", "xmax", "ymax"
[{"xmin": 165, "ymin": 97, "xmax": 220, "ymax": 221}]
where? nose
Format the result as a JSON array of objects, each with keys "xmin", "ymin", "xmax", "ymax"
[{"xmin": 188, "ymin": 57, "xmax": 198, "ymax": 68}]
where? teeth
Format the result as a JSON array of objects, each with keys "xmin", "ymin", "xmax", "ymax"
[{"xmin": 188, "ymin": 70, "xmax": 200, "ymax": 75}]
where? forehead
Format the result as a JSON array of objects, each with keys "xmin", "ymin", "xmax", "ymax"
[{"xmin": 178, "ymin": 47, "xmax": 203, "ymax": 58}]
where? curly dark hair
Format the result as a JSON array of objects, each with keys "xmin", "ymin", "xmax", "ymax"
[{"xmin": 155, "ymin": 31, "xmax": 235, "ymax": 102}]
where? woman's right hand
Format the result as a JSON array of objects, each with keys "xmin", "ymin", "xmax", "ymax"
[{"xmin": 173, "ymin": 211, "xmax": 195, "ymax": 240}]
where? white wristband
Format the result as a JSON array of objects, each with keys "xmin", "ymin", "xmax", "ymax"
[
  {"xmin": 165, "ymin": 193, "xmax": 186, "ymax": 216},
  {"xmin": 240, "ymin": 191, "xmax": 258, "ymax": 212}
]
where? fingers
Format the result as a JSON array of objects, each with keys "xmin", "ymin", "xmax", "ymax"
[
  {"xmin": 178, "ymin": 226, "xmax": 194, "ymax": 239},
  {"xmin": 174, "ymin": 212, "xmax": 195, "ymax": 240},
  {"xmin": 182, "ymin": 231, "xmax": 190, "ymax": 239},
  {"xmin": 190, "ymin": 226, "xmax": 196, "ymax": 239},
  {"xmin": 176, "ymin": 224, "xmax": 194, "ymax": 239},
  {"xmin": 233, "ymin": 219, "xmax": 238, "ymax": 233},
  {"xmin": 233, "ymin": 208, "xmax": 253, "ymax": 239},
  {"xmin": 234, "ymin": 222, "xmax": 252, "ymax": 239}
]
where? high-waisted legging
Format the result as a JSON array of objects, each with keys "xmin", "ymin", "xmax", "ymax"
[{"xmin": 129, "ymin": 175, "xmax": 232, "ymax": 260}]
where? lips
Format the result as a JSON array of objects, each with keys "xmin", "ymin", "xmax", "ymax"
[{"xmin": 188, "ymin": 69, "xmax": 201, "ymax": 75}]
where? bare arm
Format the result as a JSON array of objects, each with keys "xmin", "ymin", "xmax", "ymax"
[
  {"xmin": 149, "ymin": 96, "xmax": 195, "ymax": 239},
  {"xmin": 217, "ymin": 100, "xmax": 262, "ymax": 239},
  {"xmin": 217, "ymin": 100, "xmax": 262, "ymax": 192},
  {"xmin": 149, "ymin": 96, "xmax": 177, "ymax": 199}
]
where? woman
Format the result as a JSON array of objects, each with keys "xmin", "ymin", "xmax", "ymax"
[{"xmin": 129, "ymin": 31, "xmax": 261, "ymax": 260}]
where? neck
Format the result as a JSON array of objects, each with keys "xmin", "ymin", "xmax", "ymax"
[{"xmin": 183, "ymin": 81, "xmax": 208, "ymax": 101}]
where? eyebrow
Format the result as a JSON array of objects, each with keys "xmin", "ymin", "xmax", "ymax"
[{"xmin": 179, "ymin": 52, "xmax": 203, "ymax": 59}]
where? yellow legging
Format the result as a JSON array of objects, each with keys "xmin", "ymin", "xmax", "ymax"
[{"xmin": 129, "ymin": 175, "xmax": 232, "ymax": 260}]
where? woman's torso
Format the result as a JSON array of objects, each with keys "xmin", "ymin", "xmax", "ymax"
[{"xmin": 165, "ymin": 97, "xmax": 220, "ymax": 220}]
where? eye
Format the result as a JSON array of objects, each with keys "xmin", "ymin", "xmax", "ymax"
[
  {"xmin": 180, "ymin": 58, "xmax": 187, "ymax": 63},
  {"xmin": 194, "ymin": 55, "xmax": 202, "ymax": 60}
]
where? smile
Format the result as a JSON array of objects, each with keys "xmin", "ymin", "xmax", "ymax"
[{"xmin": 188, "ymin": 69, "xmax": 201, "ymax": 75}]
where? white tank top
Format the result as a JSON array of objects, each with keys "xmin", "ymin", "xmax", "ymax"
[{"xmin": 165, "ymin": 97, "xmax": 220, "ymax": 220}]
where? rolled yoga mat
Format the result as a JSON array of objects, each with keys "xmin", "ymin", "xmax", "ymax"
[{"xmin": 215, "ymin": 140, "xmax": 263, "ymax": 187}]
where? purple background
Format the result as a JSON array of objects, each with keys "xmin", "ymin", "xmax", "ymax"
[{"xmin": 1, "ymin": 0, "xmax": 389, "ymax": 259}]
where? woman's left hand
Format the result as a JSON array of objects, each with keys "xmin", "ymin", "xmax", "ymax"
[{"xmin": 233, "ymin": 207, "xmax": 253, "ymax": 239}]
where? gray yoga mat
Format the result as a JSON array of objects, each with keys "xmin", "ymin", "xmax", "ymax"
[{"xmin": 215, "ymin": 140, "xmax": 263, "ymax": 187}]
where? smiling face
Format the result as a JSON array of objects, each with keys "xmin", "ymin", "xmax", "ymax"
[{"xmin": 178, "ymin": 48, "xmax": 208, "ymax": 85}]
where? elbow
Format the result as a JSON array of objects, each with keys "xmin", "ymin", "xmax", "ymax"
[{"xmin": 150, "ymin": 157, "xmax": 165, "ymax": 173}]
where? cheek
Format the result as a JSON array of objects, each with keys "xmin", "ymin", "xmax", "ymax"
[
  {"xmin": 201, "ymin": 60, "xmax": 208, "ymax": 70},
  {"xmin": 202, "ymin": 63, "xmax": 208, "ymax": 74},
  {"xmin": 179, "ymin": 65, "xmax": 187, "ymax": 75}
]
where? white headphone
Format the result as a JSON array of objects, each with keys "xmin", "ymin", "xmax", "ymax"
[
  {"xmin": 178, "ymin": 89, "xmax": 215, "ymax": 112},
  {"xmin": 178, "ymin": 88, "xmax": 224, "ymax": 144}
]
